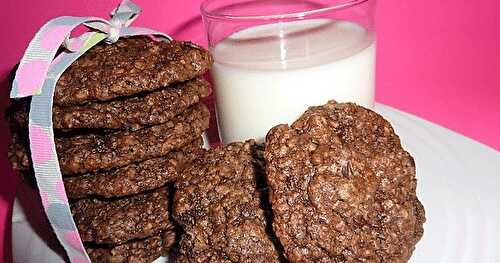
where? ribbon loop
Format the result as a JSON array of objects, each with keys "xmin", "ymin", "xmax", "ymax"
[
  {"xmin": 110, "ymin": 0, "xmax": 141, "ymax": 27},
  {"xmin": 10, "ymin": 16, "xmax": 106, "ymax": 98},
  {"xmin": 10, "ymin": 0, "xmax": 145, "ymax": 98}
]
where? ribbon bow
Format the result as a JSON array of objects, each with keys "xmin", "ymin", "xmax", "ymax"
[
  {"xmin": 8, "ymin": 1, "xmax": 171, "ymax": 262},
  {"xmin": 84, "ymin": 0, "xmax": 141, "ymax": 44}
]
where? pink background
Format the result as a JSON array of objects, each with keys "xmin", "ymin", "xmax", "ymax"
[{"xmin": 0, "ymin": 0, "xmax": 499, "ymax": 261}]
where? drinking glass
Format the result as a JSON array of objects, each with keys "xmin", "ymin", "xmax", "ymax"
[{"xmin": 201, "ymin": 0, "xmax": 377, "ymax": 143}]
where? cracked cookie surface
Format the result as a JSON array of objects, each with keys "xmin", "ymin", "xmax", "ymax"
[
  {"xmin": 52, "ymin": 77, "xmax": 211, "ymax": 130},
  {"xmin": 72, "ymin": 187, "xmax": 173, "ymax": 244},
  {"xmin": 56, "ymin": 103, "xmax": 209, "ymax": 175},
  {"xmin": 265, "ymin": 101, "xmax": 425, "ymax": 263},
  {"xmin": 173, "ymin": 140, "xmax": 280, "ymax": 263},
  {"xmin": 63, "ymin": 137, "xmax": 203, "ymax": 199},
  {"xmin": 53, "ymin": 37, "xmax": 213, "ymax": 106},
  {"xmin": 86, "ymin": 231, "xmax": 176, "ymax": 263}
]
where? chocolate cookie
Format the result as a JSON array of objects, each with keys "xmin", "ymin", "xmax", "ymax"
[
  {"xmin": 173, "ymin": 140, "xmax": 280, "ymax": 263},
  {"xmin": 7, "ymin": 131, "xmax": 30, "ymax": 172},
  {"xmin": 72, "ymin": 187, "xmax": 173, "ymax": 244},
  {"xmin": 86, "ymin": 231, "xmax": 176, "ymax": 263},
  {"xmin": 64, "ymin": 137, "xmax": 203, "ymax": 199},
  {"xmin": 5, "ymin": 98, "xmax": 28, "ymax": 130},
  {"xmin": 52, "ymin": 77, "xmax": 212, "ymax": 130},
  {"xmin": 265, "ymin": 101, "xmax": 425, "ymax": 263},
  {"xmin": 54, "ymin": 37, "xmax": 213, "ymax": 106},
  {"xmin": 5, "ymin": 100, "xmax": 30, "ymax": 172},
  {"xmin": 57, "ymin": 103, "xmax": 209, "ymax": 175}
]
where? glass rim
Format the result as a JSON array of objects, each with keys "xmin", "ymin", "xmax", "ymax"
[{"xmin": 200, "ymin": 0, "xmax": 371, "ymax": 21}]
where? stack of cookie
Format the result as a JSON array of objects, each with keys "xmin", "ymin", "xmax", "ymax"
[{"xmin": 7, "ymin": 36, "xmax": 213, "ymax": 262}]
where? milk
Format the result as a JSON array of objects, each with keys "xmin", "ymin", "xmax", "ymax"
[{"xmin": 211, "ymin": 19, "xmax": 376, "ymax": 143}]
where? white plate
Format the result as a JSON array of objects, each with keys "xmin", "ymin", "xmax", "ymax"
[{"xmin": 11, "ymin": 105, "xmax": 500, "ymax": 262}]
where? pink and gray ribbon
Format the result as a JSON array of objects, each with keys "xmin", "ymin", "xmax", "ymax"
[{"xmin": 10, "ymin": 1, "xmax": 171, "ymax": 262}]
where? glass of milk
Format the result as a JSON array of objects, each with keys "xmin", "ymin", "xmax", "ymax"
[{"xmin": 201, "ymin": 0, "xmax": 377, "ymax": 143}]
